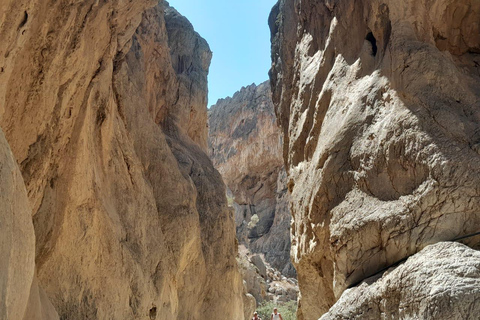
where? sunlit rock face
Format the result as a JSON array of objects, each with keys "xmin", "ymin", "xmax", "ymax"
[
  {"xmin": 0, "ymin": 129, "xmax": 59, "ymax": 320},
  {"xmin": 269, "ymin": 0, "xmax": 480, "ymax": 319},
  {"xmin": 0, "ymin": 1, "xmax": 244, "ymax": 319},
  {"xmin": 209, "ymin": 81, "xmax": 296, "ymax": 277},
  {"xmin": 321, "ymin": 242, "xmax": 480, "ymax": 320}
]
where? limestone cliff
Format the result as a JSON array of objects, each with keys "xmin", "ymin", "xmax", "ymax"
[
  {"xmin": 209, "ymin": 81, "xmax": 295, "ymax": 277},
  {"xmin": 0, "ymin": 1, "xmax": 244, "ymax": 319},
  {"xmin": 269, "ymin": 0, "xmax": 480, "ymax": 319}
]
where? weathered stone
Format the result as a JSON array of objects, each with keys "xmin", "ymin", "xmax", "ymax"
[
  {"xmin": 0, "ymin": 128, "xmax": 58, "ymax": 320},
  {"xmin": 251, "ymin": 255, "xmax": 268, "ymax": 279},
  {"xmin": 238, "ymin": 249, "xmax": 268, "ymax": 304},
  {"xmin": 243, "ymin": 281, "xmax": 257, "ymax": 320},
  {"xmin": 321, "ymin": 242, "xmax": 480, "ymax": 320},
  {"xmin": 269, "ymin": 0, "xmax": 480, "ymax": 319},
  {"xmin": 0, "ymin": 1, "xmax": 245, "ymax": 319},
  {"xmin": 209, "ymin": 81, "xmax": 295, "ymax": 277}
]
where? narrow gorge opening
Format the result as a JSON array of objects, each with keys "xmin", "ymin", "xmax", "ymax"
[
  {"xmin": 170, "ymin": 0, "xmax": 299, "ymax": 317},
  {"xmin": 208, "ymin": 81, "xmax": 298, "ymax": 315}
]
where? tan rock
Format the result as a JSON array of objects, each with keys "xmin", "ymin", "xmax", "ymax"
[
  {"xmin": 22, "ymin": 275, "xmax": 59, "ymax": 320},
  {"xmin": 269, "ymin": 0, "xmax": 480, "ymax": 318},
  {"xmin": 242, "ymin": 282, "xmax": 257, "ymax": 320},
  {"xmin": 0, "ymin": 128, "xmax": 58, "ymax": 320},
  {"xmin": 0, "ymin": 0, "xmax": 244, "ymax": 319}
]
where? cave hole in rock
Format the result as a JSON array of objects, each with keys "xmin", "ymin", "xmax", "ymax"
[
  {"xmin": 366, "ymin": 32, "xmax": 377, "ymax": 56},
  {"xmin": 18, "ymin": 11, "xmax": 28, "ymax": 30},
  {"xmin": 149, "ymin": 306, "xmax": 157, "ymax": 320}
]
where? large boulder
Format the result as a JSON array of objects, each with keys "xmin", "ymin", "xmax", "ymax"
[
  {"xmin": 251, "ymin": 255, "xmax": 268, "ymax": 279},
  {"xmin": 321, "ymin": 242, "xmax": 480, "ymax": 320},
  {"xmin": 238, "ymin": 252, "xmax": 268, "ymax": 303}
]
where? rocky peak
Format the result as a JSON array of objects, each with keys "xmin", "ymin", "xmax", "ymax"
[{"xmin": 164, "ymin": 4, "xmax": 212, "ymax": 150}]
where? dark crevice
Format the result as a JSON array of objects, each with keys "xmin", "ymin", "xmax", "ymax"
[
  {"xmin": 149, "ymin": 306, "xmax": 157, "ymax": 319},
  {"xmin": 18, "ymin": 11, "xmax": 28, "ymax": 30},
  {"xmin": 366, "ymin": 32, "xmax": 377, "ymax": 56}
]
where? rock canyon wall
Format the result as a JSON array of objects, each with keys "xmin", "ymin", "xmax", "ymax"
[
  {"xmin": 0, "ymin": 1, "xmax": 245, "ymax": 319},
  {"xmin": 208, "ymin": 81, "xmax": 295, "ymax": 277},
  {"xmin": 0, "ymin": 130, "xmax": 59, "ymax": 320},
  {"xmin": 269, "ymin": 0, "xmax": 480, "ymax": 319}
]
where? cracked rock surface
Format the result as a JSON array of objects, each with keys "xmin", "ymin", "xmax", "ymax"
[{"xmin": 269, "ymin": 0, "xmax": 480, "ymax": 318}]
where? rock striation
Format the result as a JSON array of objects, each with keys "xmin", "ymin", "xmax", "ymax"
[
  {"xmin": 209, "ymin": 81, "xmax": 296, "ymax": 277},
  {"xmin": 321, "ymin": 242, "xmax": 480, "ymax": 320},
  {"xmin": 0, "ymin": 1, "xmax": 245, "ymax": 319},
  {"xmin": 269, "ymin": 0, "xmax": 480, "ymax": 319}
]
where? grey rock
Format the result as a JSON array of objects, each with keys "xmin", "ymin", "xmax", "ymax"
[
  {"xmin": 251, "ymin": 255, "xmax": 268, "ymax": 279},
  {"xmin": 209, "ymin": 81, "xmax": 296, "ymax": 277},
  {"xmin": 269, "ymin": 0, "xmax": 480, "ymax": 318},
  {"xmin": 321, "ymin": 242, "xmax": 480, "ymax": 320}
]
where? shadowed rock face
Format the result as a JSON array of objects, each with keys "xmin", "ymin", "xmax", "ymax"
[
  {"xmin": 0, "ymin": 1, "xmax": 244, "ymax": 319},
  {"xmin": 269, "ymin": 0, "xmax": 480, "ymax": 319},
  {"xmin": 209, "ymin": 81, "xmax": 296, "ymax": 277}
]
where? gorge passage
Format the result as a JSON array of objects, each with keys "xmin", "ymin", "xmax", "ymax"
[{"xmin": 0, "ymin": 0, "xmax": 479, "ymax": 320}]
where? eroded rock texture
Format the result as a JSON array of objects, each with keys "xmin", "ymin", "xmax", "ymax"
[
  {"xmin": 209, "ymin": 81, "xmax": 295, "ymax": 277},
  {"xmin": 321, "ymin": 242, "xmax": 480, "ymax": 320},
  {"xmin": 0, "ymin": 1, "xmax": 244, "ymax": 319},
  {"xmin": 0, "ymin": 129, "xmax": 58, "ymax": 320},
  {"xmin": 269, "ymin": 0, "xmax": 480, "ymax": 318}
]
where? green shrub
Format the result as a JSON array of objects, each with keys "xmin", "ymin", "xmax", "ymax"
[
  {"xmin": 255, "ymin": 300, "xmax": 297, "ymax": 320},
  {"xmin": 226, "ymin": 194, "xmax": 235, "ymax": 207}
]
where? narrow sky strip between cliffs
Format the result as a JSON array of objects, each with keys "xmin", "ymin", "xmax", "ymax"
[{"xmin": 169, "ymin": 0, "xmax": 278, "ymax": 106}]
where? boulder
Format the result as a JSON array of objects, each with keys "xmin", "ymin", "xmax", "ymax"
[
  {"xmin": 251, "ymin": 255, "xmax": 268, "ymax": 279},
  {"xmin": 321, "ymin": 242, "xmax": 480, "ymax": 320}
]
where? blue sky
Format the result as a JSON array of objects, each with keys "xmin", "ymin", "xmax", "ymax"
[{"xmin": 169, "ymin": 0, "xmax": 277, "ymax": 106}]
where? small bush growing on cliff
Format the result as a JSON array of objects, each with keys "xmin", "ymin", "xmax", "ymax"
[
  {"xmin": 226, "ymin": 194, "xmax": 235, "ymax": 207},
  {"xmin": 248, "ymin": 214, "xmax": 260, "ymax": 228},
  {"xmin": 256, "ymin": 300, "xmax": 297, "ymax": 320}
]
